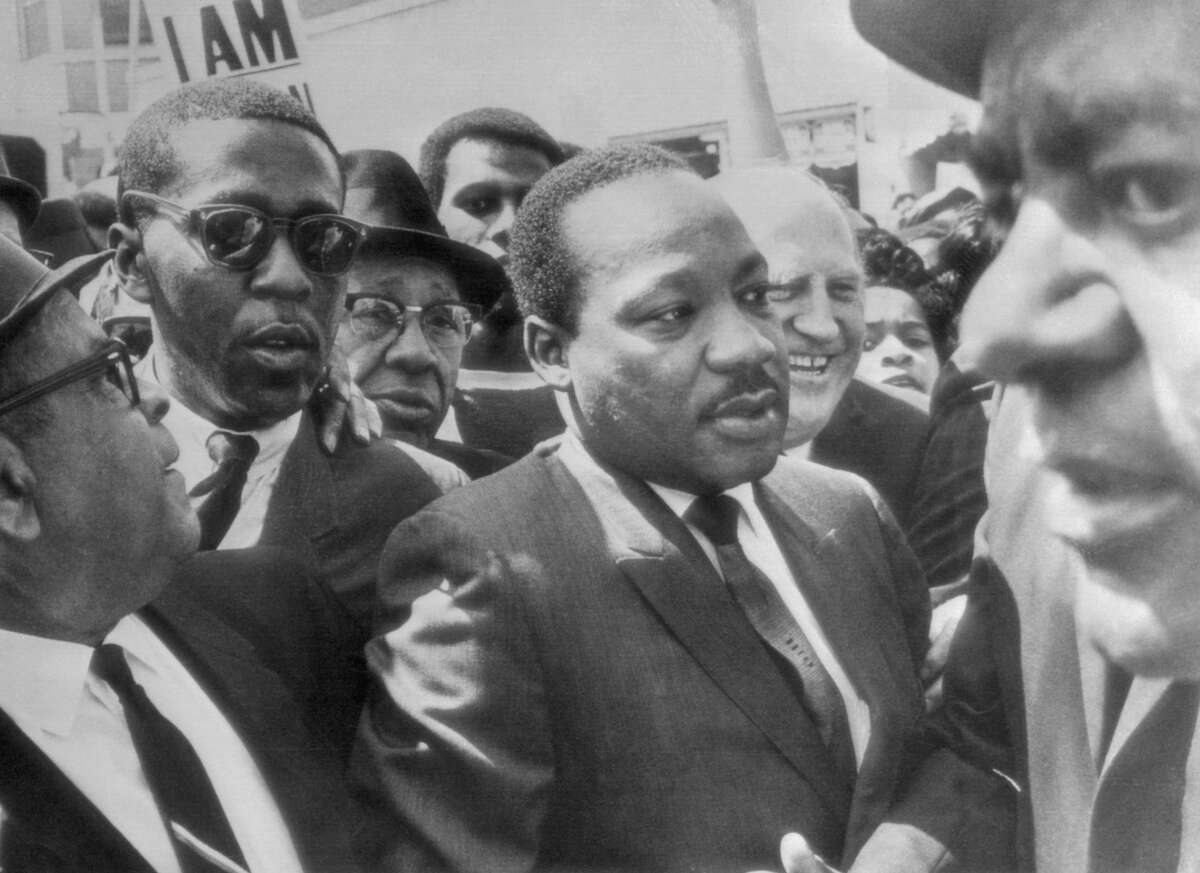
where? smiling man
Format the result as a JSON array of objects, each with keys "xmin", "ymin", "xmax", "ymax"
[
  {"xmin": 110, "ymin": 81, "xmax": 440, "ymax": 756},
  {"xmin": 353, "ymin": 144, "xmax": 998, "ymax": 873}
]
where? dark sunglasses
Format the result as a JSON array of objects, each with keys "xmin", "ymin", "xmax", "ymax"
[
  {"xmin": 346, "ymin": 296, "xmax": 480, "ymax": 349},
  {"xmin": 0, "ymin": 339, "xmax": 139, "ymax": 417},
  {"xmin": 122, "ymin": 190, "xmax": 367, "ymax": 277}
]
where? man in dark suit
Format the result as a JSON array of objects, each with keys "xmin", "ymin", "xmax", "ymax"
[
  {"xmin": 0, "ymin": 236, "xmax": 360, "ymax": 872},
  {"xmin": 353, "ymin": 143, "xmax": 1009, "ymax": 873},
  {"xmin": 845, "ymin": 0, "xmax": 1200, "ymax": 871},
  {"xmin": 108, "ymin": 79, "xmax": 440, "ymax": 638}
]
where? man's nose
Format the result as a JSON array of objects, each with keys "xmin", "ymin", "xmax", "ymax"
[
  {"xmin": 384, "ymin": 318, "xmax": 438, "ymax": 372},
  {"xmin": 784, "ymin": 282, "xmax": 841, "ymax": 345},
  {"xmin": 960, "ymin": 198, "xmax": 1138, "ymax": 385},
  {"xmin": 706, "ymin": 307, "xmax": 778, "ymax": 372},
  {"xmin": 488, "ymin": 201, "xmax": 519, "ymax": 252},
  {"xmin": 249, "ymin": 234, "xmax": 314, "ymax": 301},
  {"xmin": 136, "ymin": 378, "xmax": 181, "ymax": 463}
]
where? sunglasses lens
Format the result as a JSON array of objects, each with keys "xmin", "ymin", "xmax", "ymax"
[
  {"xmin": 204, "ymin": 208, "xmax": 271, "ymax": 268},
  {"xmin": 293, "ymin": 217, "xmax": 361, "ymax": 276}
]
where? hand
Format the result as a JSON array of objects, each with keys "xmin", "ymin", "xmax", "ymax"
[
  {"xmin": 311, "ymin": 348, "xmax": 383, "ymax": 454},
  {"xmin": 921, "ymin": 593, "xmax": 968, "ymax": 711},
  {"xmin": 781, "ymin": 833, "xmax": 840, "ymax": 873}
]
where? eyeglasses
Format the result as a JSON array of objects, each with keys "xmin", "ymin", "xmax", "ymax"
[
  {"xmin": 0, "ymin": 339, "xmax": 139, "ymax": 417},
  {"xmin": 122, "ymin": 190, "xmax": 367, "ymax": 277},
  {"xmin": 345, "ymin": 296, "xmax": 480, "ymax": 348}
]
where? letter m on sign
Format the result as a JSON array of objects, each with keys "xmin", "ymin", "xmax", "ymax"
[{"xmin": 234, "ymin": 0, "xmax": 298, "ymax": 67}]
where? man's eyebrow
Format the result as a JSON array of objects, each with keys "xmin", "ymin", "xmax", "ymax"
[
  {"xmin": 734, "ymin": 251, "xmax": 769, "ymax": 283},
  {"xmin": 201, "ymin": 190, "xmax": 339, "ymax": 215}
]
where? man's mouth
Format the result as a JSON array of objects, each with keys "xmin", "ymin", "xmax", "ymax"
[
  {"xmin": 789, "ymin": 354, "xmax": 832, "ymax": 376},
  {"xmin": 242, "ymin": 323, "xmax": 317, "ymax": 371},
  {"xmin": 370, "ymin": 388, "xmax": 438, "ymax": 425}
]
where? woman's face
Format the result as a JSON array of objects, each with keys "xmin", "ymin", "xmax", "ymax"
[{"xmin": 856, "ymin": 284, "xmax": 938, "ymax": 395}]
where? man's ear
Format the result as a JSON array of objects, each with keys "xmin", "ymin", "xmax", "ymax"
[
  {"xmin": 110, "ymin": 222, "xmax": 152, "ymax": 304},
  {"xmin": 524, "ymin": 316, "xmax": 573, "ymax": 392},
  {"xmin": 0, "ymin": 435, "xmax": 40, "ymax": 542}
]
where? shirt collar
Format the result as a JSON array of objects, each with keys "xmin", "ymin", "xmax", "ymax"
[{"xmin": 0, "ymin": 626, "xmax": 96, "ymax": 737}]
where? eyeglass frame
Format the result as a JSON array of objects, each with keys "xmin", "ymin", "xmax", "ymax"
[
  {"xmin": 0, "ymin": 339, "xmax": 140, "ymax": 418},
  {"xmin": 344, "ymin": 295, "xmax": 482, "ymax": 349},
  {"xmin": 121, "ymin": 189, "xmax": 368, "ymax": 277}
]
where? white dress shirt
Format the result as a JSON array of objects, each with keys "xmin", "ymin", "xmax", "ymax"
[
  {"xmin": 0, "ymin": 615, "xmax": 303, "ymax": 873},
  {"xmin": 139, "ymin": 351, "xmax": 300, "ymax": 549},
  {"xmin": 556, "ymin": 431, "xmax": 870, "ymax": 767}
]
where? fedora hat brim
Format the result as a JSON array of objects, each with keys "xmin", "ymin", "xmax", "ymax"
[{"xmin": 358, "ymin": 226, "xmax": 510, "ymax": 311}]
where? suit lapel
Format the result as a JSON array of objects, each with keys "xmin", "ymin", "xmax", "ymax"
[
  {"xmin": 262, "ymin": 412, "xmax": 336, "ymax": 545},
  {"xmin": 558, "ymin": 451, "xmax": 851, "ymax": 824}
]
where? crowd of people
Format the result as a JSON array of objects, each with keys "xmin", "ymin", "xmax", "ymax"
[{"xmin": 0, "ymin": 0, "xmax": 1196, "ymax": 870}]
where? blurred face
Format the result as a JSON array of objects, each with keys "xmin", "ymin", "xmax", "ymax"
[
  {"xmin": 962, "ymin": 0, "xmax": 1200, "ymax": 677},
  {"xmin": 336, "ymin": 254, "xmax": 463, "ymax": 447},
  {"xmin": 858, "ymin": 285, "xmax": 937, "ymax": 395},
  {"xmin": 3, "ymin": 295, "xmax": 197, "ymax": 640},
  {"xmin": 134, "ymin": 118, "xmax": 344, "ymax": 431},
  {"xmin": 716, "ymin": 171, "xmax": 864, "ymax": 447},
  {"xmin": 437, "ymin": 138, "xmax": 554, "ymax": 266},
  {"xmin": 561, "ymin": 171, "xmax": 788, "ymax": 494}
]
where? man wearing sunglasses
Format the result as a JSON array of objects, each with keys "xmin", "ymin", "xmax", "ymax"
[
  {"xmin": 0, "ymin": 235, "xmax": 364, "ymax": 872},
  {"xmin": 108, "ymin": 79, "xmax": 440, "ymax": 756}
]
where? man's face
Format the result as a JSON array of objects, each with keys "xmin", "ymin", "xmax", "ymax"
[
  {"xmin": 437, "ymin": 138, "xmax": 553, "ymax": 265},
  {"xmin": 561, "ymin": 171, "xmax": 788, "ymax": 494},
  {"xmin": 858, "ymin": 285, "xmax": 936, "ymax": 395},
  {"xmin": 5, "ymin": 295, "xmax": 197, "ymax": 638},
  {"xmin": 336, "ymin": 254, "xmax": 463, "ymax": 447},
  {"xmin": 716, "ymin": 172, "xmax": 865, "ymax": 447},
  {"xmin": 133, "ymin": 118, "xmax": 344, "ymax": 431},
  {"xmin": 961, "ymin": 0, "xmax": 1200, "ymax": 677}
]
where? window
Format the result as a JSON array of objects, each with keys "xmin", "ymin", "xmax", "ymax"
[
  {"xmin": 65, "ymin": 61, "xmax": 100, "ymax": 113},
  {"xmin": 18, "ymin": 0, "xmax": 50, "ymax": 59},
  {"xmin": 105, "ymin": 59, "xmax": 129, "ymax": 111},
  {"xmin": 61, "ymin": 0, "xmax": 95, "ymax": 50},
  {"xmin": 101, "ymin": 0, "xmax": 153, "ymax": 46}
]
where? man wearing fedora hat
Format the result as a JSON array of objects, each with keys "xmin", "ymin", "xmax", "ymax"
[
  {"xmin": 337, "ymin": 149, "xmax": 513, "ymax": 486},
  {"xmin": 0, "ymin": 147, "xmax": 41, "ymax": 245},
  {"xmin": 835, "ymin": 1, "xmax": 1200, "ymax": 872}
]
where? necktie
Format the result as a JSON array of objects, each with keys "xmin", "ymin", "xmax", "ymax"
[
  {"xmin": 92, "ymin": 644, "xmax": 249, "ymax": 873},
  {"xmin": 685, "ymin": 493, "xmax": 856, "ymax": 780},
  {"xmin": 189, "ymin": 432, "xmax": 259, "ymax": 550}
]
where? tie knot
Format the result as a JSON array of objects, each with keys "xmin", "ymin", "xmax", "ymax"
[
  {"xmin": 92, "ymin": 642, "xmax": 135, "ymax": 692},
  {"xmin": 206, "ymin": 431, "xmax": 259, "ymax": 466},
  {"xmin": 684, "ymin": 493, "xmax": 742, "ymax": 546}
]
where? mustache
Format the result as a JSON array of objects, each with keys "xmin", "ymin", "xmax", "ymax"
[{"xmin": 701, "ymin": 367, "xmax": 781, "ymax": 416}]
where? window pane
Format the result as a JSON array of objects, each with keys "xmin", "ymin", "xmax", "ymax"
[
  {"xmin": 19, "ymin": 1, "xmax": 50, "ymax": 59},
  {"xmin": 105, "ymin": 59, "xmax": 129, "ymax": 111},
  {"xmin": 100, "ymin": 0, "xmax": 129, "ymax": 45},
  {"xmin": 66, "ymin": 62, "xmax": 100, "ymax": 113},
  {"xmin": 61, "ymin": 0, "xmax": 95, "ymax": 49}
]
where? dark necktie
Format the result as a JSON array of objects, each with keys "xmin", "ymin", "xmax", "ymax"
[
  {"xmin": 685, "ymin": 493, "xmax": 856, "ymax": 780},
  {"xmin": 189, "ymin": 432, "xmax": 259, "ymax": 551},
  {"xmin": 91, "ymin": 644, "xmax": 249, "ymax": 873}
]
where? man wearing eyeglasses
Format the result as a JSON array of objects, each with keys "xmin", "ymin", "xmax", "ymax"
[
  {"xmin": 0, "ymin": 235, "xmax": 364, "ymax": 872},
  {"xmin": 107, "ymin": 79, "xmax": 440, "ymax": 757},
  {"xmin": 334, "ymin": 150, "xmax": 514, "ymax": 490}
]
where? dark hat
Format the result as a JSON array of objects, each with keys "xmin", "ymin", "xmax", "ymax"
[
  {"xmin": 340, "ymin": 149, "xmax": 509, "ymax": 311},
  {"xmin": 0, "ymin": 233, "xmax": 54, "ymax": 346},
  {"xmin": 25, "ymin": 198, "xmax": 100, "ymax": 268},
  {"xmin": 0, "ymin": 147, "xmax": 41, "ymax": 234},
  {"xmin": 851, "ymin": 0, "xmax": 998, "ymax": 97}
]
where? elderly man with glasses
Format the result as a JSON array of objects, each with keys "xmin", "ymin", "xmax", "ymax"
[
  {"xmin": 108, "ymin": 78, "xmax": 440, "ymax": 760},
  {"xmin": 0, "ymin": 235, "xmax": 367, "ymax": 873},
  {"xmin": 333, "ymin": 150, "xmax": 514, "ymax": 490}
]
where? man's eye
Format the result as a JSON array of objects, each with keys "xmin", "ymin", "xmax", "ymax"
[
  {"xmin": 829, "ymin": 282, "xmax": 862, "ymax": 303},
  {"xmin": 462, "ymin": 197, "xmax": 497, "ymax": 217},
  {"xmin": 765, "ymin": 284, "xmax": 801, "ymax": 303},
  {"xmin": 1098, "ymin": 165, "xmax": 1200, "ymax": 229},
  {"xmin": 737, "ymin": 284, "xmax": 773, "ymax": 309}
]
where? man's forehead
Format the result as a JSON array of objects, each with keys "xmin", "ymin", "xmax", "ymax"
[
  {"xmin": 445, "ymin": 137, "xmax": 552, "ymax": 179},
  {"xmin": 351, "ymin": 255, "xmax": 459, "ymax": 297}
]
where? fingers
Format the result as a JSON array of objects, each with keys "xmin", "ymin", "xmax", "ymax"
[
  {"xmin": 318, "ymin": 391, "xmax": 349, "ymax": 455},
  {"xmin": 921, "ymin": 594, "xmax": 967, "ymax": 684},
  {"xmin": 780, "ymin": 833, "xmax": 840, "ymax": 873}
]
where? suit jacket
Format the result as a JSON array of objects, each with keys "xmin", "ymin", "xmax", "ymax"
[
  {"xmin": 353, "ymin": 445, "xmax": 1008, "ymax": 873},
  {"xmin": 900, "ymin": 386, "xmax": 1200, "ymax": 873},
  {"xmin": 0, "ymin": 573, "xmax": 362, "ymax": 873},
  {"xmin": 259, "ymin": 410, "xmax": 442, "ymax": 632},
  {"xmin": 810, "ymin": 378, "xmax": 929, "ymax": 531}
]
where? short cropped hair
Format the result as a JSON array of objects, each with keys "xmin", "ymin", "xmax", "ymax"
[
  {"xmin": 74, "ymin": 185, "xmax": 117, "ymax": 232},
  {"xmin": 419, "ymin": 107, "xmax": 564, "ymax": 209},
  {"xmin": 856, "ymin": 227, "xmax": 931, "ymax": 293},
  {"xmin": 509, "ymin": 143, "xmax": 689, "ymax": 333},
  {"xmin": 117, "ymin": 79, "xmax": 338, "ymax": 223}
]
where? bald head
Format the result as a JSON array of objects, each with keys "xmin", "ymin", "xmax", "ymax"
[{"xmin": 709, "ymin": 167, "xmax": 865, "ymax": 447}]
